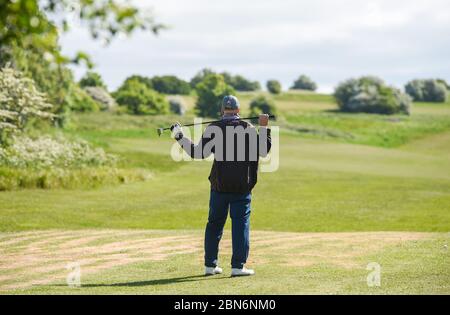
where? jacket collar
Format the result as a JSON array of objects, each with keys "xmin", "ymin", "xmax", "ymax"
[{"xmin": 221, "ymin": 113, "xmax": 240, "ymax": 121}]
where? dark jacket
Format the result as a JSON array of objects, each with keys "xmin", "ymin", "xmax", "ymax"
[{"xmin": 177, "ymin": 118, "xmax": 271, "ymax": 193}]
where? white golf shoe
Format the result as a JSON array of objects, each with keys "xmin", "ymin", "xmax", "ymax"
[
  {"xmin": 205, "ymin": 266, "xmax": 223, "ymax": 276},
  {"xmin": 231, "ymin": 267, "xmax": 255, "ymax": 277}
]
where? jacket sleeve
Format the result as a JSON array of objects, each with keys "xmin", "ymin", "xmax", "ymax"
[
  {"xmin": 258, "ymin": 127, "xmax": 272, "ymax": 157},
  {"xmin": 176, "ymin": 125, "xmax": 214, "ymax": 159}
]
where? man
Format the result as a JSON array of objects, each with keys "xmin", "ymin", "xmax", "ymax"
[{"xmin": 170, "ymin": 95, "xmax": 271, "ymax": 277}]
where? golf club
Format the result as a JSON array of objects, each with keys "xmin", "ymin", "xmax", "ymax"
[{"xmin": 157, "ymin": 114, "xmax": 276, "ymax": 136}]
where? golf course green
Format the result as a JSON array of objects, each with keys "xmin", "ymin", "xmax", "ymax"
[{"xmin": 0, "ymin": 91, "xmax": 449, "ymax": 294}]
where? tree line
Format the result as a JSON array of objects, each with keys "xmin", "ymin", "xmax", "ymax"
[
  {"xmin": 94, "ymin": 70, "xmax": 448, "ymax": 118},
  {"xmin": 74, "ymin": 69, "xmax": 317, "ymax": 118}
]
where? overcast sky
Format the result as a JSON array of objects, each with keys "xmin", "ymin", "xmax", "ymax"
[{"xmin": 60, "ymin": 0, "xmax": 450, "ymax": 93}]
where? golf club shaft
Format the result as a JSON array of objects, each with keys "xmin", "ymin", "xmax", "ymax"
[{"xmin": 161, "ymin": 115, "xmax": 276, "ymax": 131}]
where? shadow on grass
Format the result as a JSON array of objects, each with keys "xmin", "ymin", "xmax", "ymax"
[{"xmin": 59, "ymin": 274, "xmax": 228, "ymax": 288}]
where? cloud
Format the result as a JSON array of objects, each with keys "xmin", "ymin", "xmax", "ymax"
[{"xmin": 60, "ymin": 0, "xmax": 450, "ymax": 92}]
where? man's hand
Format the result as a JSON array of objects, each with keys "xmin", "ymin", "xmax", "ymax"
[
  {"xmin": 170, "ymin": 122, "xmax": 183, "ymax": 140},
  {"xmin": 258, "ymin": 114, "xmax": 269, "ymax": 127}
]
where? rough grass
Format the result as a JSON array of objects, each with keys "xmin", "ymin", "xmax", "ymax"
[
  {"xmin": 283, "ymin": 111, "xmax": 450, "ymax": 147},
  {"xmin": 0, "ymin": 166, "xmax": 150, "ymax": 191}
]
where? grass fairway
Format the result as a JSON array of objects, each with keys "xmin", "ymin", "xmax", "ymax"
[
  {"xmin": 0, "ymin": 92, "xmax": 449, "ymax": 294},
  {"xmin": 0, "ymin": 230, "xmax": 448, "ymax": 294}
]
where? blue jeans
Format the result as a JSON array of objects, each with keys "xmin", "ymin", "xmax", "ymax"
[{"xmin": 204, "ymin": 190, "xmax": 252, "ymax": 269}]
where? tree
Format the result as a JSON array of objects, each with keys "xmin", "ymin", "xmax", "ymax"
[
  {"xmin": 0, "ymin": 1, "xmax": 165, "ymax": 126},
  {"xmin": 291, "ymin": 75, "xmax": 317, "ymax": 91},
  {"xmin": 151, "ymin": 75, "xmax": 191, "ymax": 95},
  {"xmin": 220, "ymin": 72, "xmax": 260, "ymax": 91},
  {"xmin": 191, "ymin": 69, "xmax": 260, "ymax": 92},
  {"xmin": 11, "ymin": 38, "xmax": 100, "ymax": 116},
  {"xmin": 79, "ymin": 71, "xmax": 106, "ymax": 89},
  {"xmin": 249, "ymin": 96, "xmax": 277, "ymax": 118},
  {"xmin": 113, "ymin": 80, "xmax": 169, "ymax": 115},
  {"xmin": 227, "ymin": 74, "xmax": 260, "ymax": 91},
  {"xmin": 2, "ymin": 32, "xmax": 77, "ymax": 126},
  {"xmin": 190, "ymin": 68, "xmax": 215, "ymax": 88},
  {"xmin": 220, "ymin": 71, "xmax": 233, "ymax": 87},
  {"xmin": 0, "ymin": 67, "xmax": 54, "ymax": 144},
  {"xmin": 334, "ymin": 76, "xmax": 411, "ymax": 115},
  {"xmin": 234, "ymin": 75, "xmax": 260, "ymax": 91},
  {"xmin": 0, "ymin": 0, "xmax": 164, "ymax": 67},
  {"xmin": 405, "ymin": 79, "xmax": 447, "ymax": 102},
  {"xmin": 266, "ymin": 80, "xmax": 282, "ymax": 94},
  {"xmin": 122, "ymin": 75, "xmax": 153, "ymax": 90},
  {"xmin": 195, "ymin": 74, "xmax": 235, "ymax": 118}
]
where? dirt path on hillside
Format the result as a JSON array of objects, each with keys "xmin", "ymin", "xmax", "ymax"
[{"xmin": 0, "ymin": 230, "xmax": 429, "ymax": 291}]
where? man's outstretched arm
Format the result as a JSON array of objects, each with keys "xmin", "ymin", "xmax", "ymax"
[{"xmin": 171, "ymin": 123, "xmax": 214, "ymax": 159}]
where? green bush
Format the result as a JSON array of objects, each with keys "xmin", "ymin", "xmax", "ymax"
[
  {"xmin": 249, "ymin": 96, "xmax": 277, "ymax": 118},
  {"xmin": 291, "ymin": 75, "xmax": 317, "ymax": 91},
  {"xmin": 122, "ymin": 75, "xmax": 153, "ymax": 89},
  {"xmin": 267, "ymin": 80, "xmax": 282, "ymax": 94},
  {"xmin": 334, "ymin": 76, "xmax": 411, "ymax": 115},
  {"xmin": 67, "ymin": 85, "xmax": 101, "ymax": 112},
  {"xmin": 151, "ymin": 75, "xmax": 191, "ymax": 95},
  {"xmin": 194, "ymin": 74, "xmax": 235, "ymax": 118},
  {"xmin": 79, "ymin": 71, "xmax": 106, "ymax": 89},
  {"xmin": 405, "ymin": 79, "xmax": 447, "ymax": 102},
  {"xmin": 114, "ymin": 80, "xmax": 169, "ymax": 115}
]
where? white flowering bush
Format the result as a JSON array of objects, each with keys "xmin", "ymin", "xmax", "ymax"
[
  {"xmin": 334, "ymin": 76, "xmax": 411, "ymax": 115},
  {"xmin": 0, "ymin": 135, "xmax": 116, "ymax": 169},
  {"xmin": 0, "ymin": 135, "xmax": 152, "ymax": 190},
  {"xmin": 405, "ymin": 79, "xmax": 447, "ymax": 102},
  {"xmin": 0, "ymin": 67, "xmax": 54, "ymax": 143}
]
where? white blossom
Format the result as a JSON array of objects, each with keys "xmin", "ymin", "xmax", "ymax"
[
  {"xmin": 0, "ymin": 135, "xmax": 117, "ymax": 169},
  {"xmin": 0, "ymin": 67, "xmax": 54, "ymax": 139}
]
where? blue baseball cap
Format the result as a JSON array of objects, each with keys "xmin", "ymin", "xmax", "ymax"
[{"xmin": 222, "ymin": 95, "xmax": 240, "ymax": 110}]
